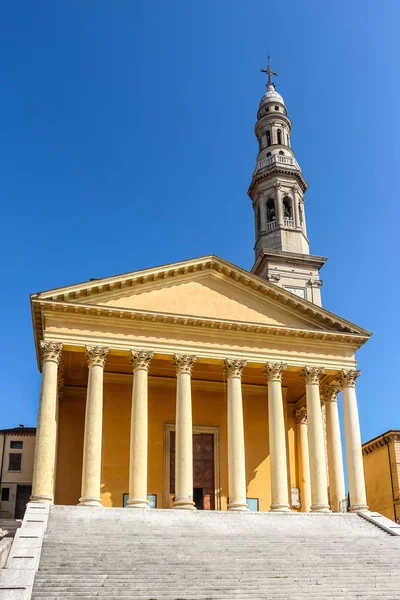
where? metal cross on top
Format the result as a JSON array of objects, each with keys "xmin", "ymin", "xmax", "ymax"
[{"xmin": 260, "ymin": 55, "xmax": 279, "ymax": 86}]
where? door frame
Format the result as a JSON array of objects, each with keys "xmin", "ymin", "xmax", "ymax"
[{"xmin": 163, "ymin": 424, "xmax": 221, "ymax": 510}]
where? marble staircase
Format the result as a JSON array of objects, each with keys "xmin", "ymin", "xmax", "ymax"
[{"xmin": 5, "ymin": 504, "xmax": 400, "ymax": 600}]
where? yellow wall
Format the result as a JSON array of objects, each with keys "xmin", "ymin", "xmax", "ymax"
[
  {"xmin": 55, "ymin": 380, "xmax": 299, "ymax": 511},
  {"xmin": 363, "ymin": 445, "xmax": 394, "ymax": 520}
]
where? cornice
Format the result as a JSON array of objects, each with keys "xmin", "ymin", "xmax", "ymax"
[
  {"xmin": 362, "ymin": 430, "xmax": 400, "ymax": 455},
  {"xmin": 248, "ymin": 166, "xmax": 308, "ymax": 196},
  {"xmin": 33, "ymin": 299, "xmax": 369, "ymax": 349}
]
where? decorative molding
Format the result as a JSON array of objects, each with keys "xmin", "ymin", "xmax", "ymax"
[
  {"xmin": 130, "ymin": 350, "xmax": 154, "ymax": 372},
  {"xmin": 308, "ymin": 279, "xmax": 323, "ymax": 289},
  {"xmin": 300, "ymin": 366, "xmax": 325, "ymax": 385},
  {"xmin": 294, "ymin": 408, "xmax": 307, "ymax": 425},
  {"xmin": 322, "ymin": 384, "xmax": 340, "ymax": 403},
  {"xmin": 223, "ymin": 359, "xmax": 247, "ymax": 379},
  {"xmin": 85, "ymin": 346, "xmax": 109, "ymax": 368},
  {"xmin": 264, "ymin": 362, "xmax": 287, "ymax": 382},
  {"xmin": 339, "ymin": 369, "xmax": 361, "ymax": 388},
  {"xmin": 173, "ymin": 354, "xmax": 197, "ymax": 375},
  {"xmin": 40, "ymin": 341, "xmax": 63, "ymax": 365},
  {"xmin": 273, "ymin": 182, "xmax": 282, "ymax": 190}
]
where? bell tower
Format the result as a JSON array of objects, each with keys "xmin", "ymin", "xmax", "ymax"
[{"xmin": 249, "ymin": 58, "xmax": 326, "ymax": 306}]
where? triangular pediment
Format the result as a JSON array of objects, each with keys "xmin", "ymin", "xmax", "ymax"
[{"xmin": 32, "ymin": 255, "xmax": 370, "ymax": 336}]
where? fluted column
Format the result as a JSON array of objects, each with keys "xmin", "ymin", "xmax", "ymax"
[
  {"xmin": 126, "ymin": 351, "xmax": 153, "ymax": 508},
  {"xmin": 340, "ymin": 370, "xmax": 368, "ymax": 511},
  {"xmin": 264, "ymin": 363, "xmax": 290, "ymax": 512},
  {"xmin": 301, "ymin": 367, "xmax": 330, "ymax": 512},
  {"xmin": 79, "ymin": 346, "xmax": 108, "ymax": 507},
  {"xmin": 224, "ymin": 359, "xmax": 248, "ymax": 511},
  {"xmin": 31, "ymin": 342, "xmax": 63, "ymax": 503},
  {"xmin": 294, "ymin": 409, "xmax": 311, "ymax": 512},
  {"xmin": 322, "ymin": 385, "xmax": 346, "ymax": 512},
  {"xmin": 173, "ymin": 355, "xmax": 196, "ymax": 510}
]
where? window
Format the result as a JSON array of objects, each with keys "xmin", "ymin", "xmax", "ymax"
[
  {"xmin": 266, "ymin": 198, "xmax": 276, "ymax": 223},
  {"xmin": 266, "ymin": 130, "xmax": 271, "ymax": 147},
  {"xmin": 277, "ymin": 129, "xmax": 282, "ymax": 145},
  {"xmin": 279, "ymin": 150, "xmax": 284, "ymax": 155},
  {"xmin": 266, "ymin": 152, "xmax": 271, "ymax": 157},
  {"xmin": 274, "ymin": 106, "xmax": 279, "ymax": 111},
  {"xmin": 265, "ymin": 107, "xmax": 269, "ymax": 113},
  {"xmin": 10, "ymin": 441, "xmax": 23, "ymax": 449},
  {"xmin": 283, "ymin": 197, "xmax": 292, "ymax": 220},
  {"xmin": 247, "ymin": 498, "xmax": 259, "ymax": 512},
  {"xmin": 8, "ymin": 453, "xmax": 22, "ymax": 471},
  {"xmin": 1, "ymin": 487, "xmax": 10, "ymax": 501}
]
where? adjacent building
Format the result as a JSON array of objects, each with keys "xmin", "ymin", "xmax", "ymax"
[
  {"xmin": 0, "ymin": 426, "xmax": 36, "ymax": 519},
  {"xmin": 363, "ymin": 430, "xmax": 400, "ymax": 522},
  {"xmin": 29, "ymin": 62, "xmax": 371, "ymax": 514}
]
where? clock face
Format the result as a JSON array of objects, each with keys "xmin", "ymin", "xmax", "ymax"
[{"xmin": 284, "ymin": 286, "xmax": 306, "ymax": 299}]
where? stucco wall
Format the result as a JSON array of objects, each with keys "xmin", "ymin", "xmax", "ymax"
[{"xmin": 363, "ymin": 445, "xmax": 394, "ymax": 519}]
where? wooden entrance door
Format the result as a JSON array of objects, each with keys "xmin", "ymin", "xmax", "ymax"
[
  {"xmin": 170, "ymin": 431, "xmax": 215, "ymax": 510},
  {"xmin": 15, "ymin": 485, "xmax": 32, "ymax": 519}
]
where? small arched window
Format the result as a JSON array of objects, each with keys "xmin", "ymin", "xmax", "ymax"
[
  {"xmin": 277, "ymin": 129, "xmax": 282, "ymax": 145},
  {"xmin": 265, "ymin": 107, "xmax": 269, "ymax": 113},
  {"xmin": 266, "ymin": 198, "xmax": 276, "ymax": 223},
  {"xmin": 266, "ymin": 130, "xmax": 271, "ymax": 147},
  {"xmin": 279, "ymin": 150, "xmax": 284, "ymax": 155},
  {"xmin": 283, "ymin": 197, "xmax": 292, "ymax": 220}
]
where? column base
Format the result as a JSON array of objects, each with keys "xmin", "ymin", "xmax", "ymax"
[
  {"xmin": 29, "ymin": 494, "xmax": 54, "ymax": 504},
  {"xmin": 173, "ymin": 499, "xmax": 196, "ymax": 510},
  {"xmin": 78, "ymin": 496, "xmax": 103, "ymax": 507},
  {"xmin": 126, "ymin": 498, "xmax": 150, "ymax": 509},
  {"xmin": 228, "ymin": 501, "xmax": 249, "ymax": 512},
  {"xmin": 270, "ymin": 504, "xmax": 291, "ymax": 512},
  {"xmin": 311, "ymin": 503, "xmax": 331, "ymax": 513},
  {"xmin": 349, "ymin": 504, "xmax": 369, "ymax": 512}
]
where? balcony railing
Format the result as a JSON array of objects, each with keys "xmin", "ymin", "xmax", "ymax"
[
  {"xmin": 266, "ymin": 220, "xmax": 277, "ymax": 231},
  {"xmin": 257, "ymin": 154, "xmax": 295, "ymax": 171},
  {"xmin": 283, "ymin": 217, "xmax": 294, "ymax": 228}
]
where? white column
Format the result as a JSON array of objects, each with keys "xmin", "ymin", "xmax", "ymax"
[
  {"xmin": 264, "ymin": 363, "xmax": 290, "ymax": 512},
  {"xmin": 173, "ymin": 355, "xmax": 196, "ymax": 510},
  {"xmin": 79, "ymin": 346, "xmax": 108, "ymax": 507},
  {"xmin": 126, "ymin": 351, "xmax": 153, "ymax": 508},
  {"xmin": 224, "ymin": 359, "xmax": 248, "ymax": 511},
  {"xmin": 294, "ymin": 409, "xmax": 311, "ymax": 512},
  {"xmin": 301, "ymin": 367, "xmax": 330, "ymax": 512},
  {"xmin": 322, "ymin": 385, "xmax": 346, "ymax": 512},
  {"xmin": 274, "ymin": 183, "xmax": 283, "ymax": 226},
  {"xmin": 340, "ymin": 370, "xmax": 368, "ymax": 511},
  {"xmin": 31, "ymin": 342, "xmax": 63, "ymax": 503},
  {"xmin": 292, "ymin": 186, "xmax": 300, "ymax": 228}
]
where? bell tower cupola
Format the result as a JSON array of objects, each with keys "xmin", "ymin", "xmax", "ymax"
[{"xmin": 249, "ymin": 57, "xmax": 326, "ymax": 306}]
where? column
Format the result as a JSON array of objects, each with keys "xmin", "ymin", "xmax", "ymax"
[
  {"xmin": 274, "ymin": 182, "xmax": 283, "ymax": 226},
  {"xmin": 294, "ymin": 409, "xmax": 311, "ymax": 512},
  {"xmin": 301, "ymin": 367, "xmax": 330, "ymax": 512},
  {"xmin": 323, "ymin": 385, "xmax": 346, "ymax": 512},
  {"xmin": 264, "ymin": 363, "xmax": 290, "ymax": 512},
  {"xmin": 31, "ymin": 341, "xmax": 63, "ymax": 503},
  {"xmin": 340, "ymin": 370, "xmax": 368, "ymax": 511},
  {"xmin": 259, "ymin": 195, "xmax": 267, "ymax": 230},
  {"xmin": 79, "ymin": 346, "xmax": 108, "ymax": 507},
  {"xmin": 173, "ymin": 354, "xmax": 197, "ymax": 510},
  {"xmin": 126, "ymin": 351, "xmax": 153, "ymax": 508},
  {"xmin": 292, "ymin": 186, "xmax": 300, "ymax": 228},
  {"xmin": 224, "ymin": 359, "xmax": 248, "ymax": 511}
]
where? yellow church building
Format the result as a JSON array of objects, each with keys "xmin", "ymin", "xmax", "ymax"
[{"xmin": 29, "ymin": 61, "xmax": 371, "ymax": 516}]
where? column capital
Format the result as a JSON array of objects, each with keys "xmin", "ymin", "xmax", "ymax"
[
  {"xmin": 130, "ymin": 350, "xmax": 154, "ymax": 372},
  {"xmin": 40, "ymin": 341, "xmax": 63, "ymax": 365},
  {"xmin": 264, "ymin": 362, "xmax": 287, "ymax": 382},
  {"xmin": 85, "ymin": 346, "xmax": 109, "ymax": 368},
  {"xmin": 300, "ymin": 366, "xmax": 325, "ymax": 385},
  {"xmin": 339, "ymin": 369, "xmax": 361, "ymax": 388},
  {"xmin": 294, "ymin": 408, "xmax": 307, "ymax": 425},
  {"xmin": 173, "ymin": 354, "xmax": 196, "ymax": 375},
  {"xmin": 224, "ymin": 359, "xmax": 247, "ymax": 379},
  {"xmin": 322, "ymin": 384, "xmax": 340, "ymax": 403}
]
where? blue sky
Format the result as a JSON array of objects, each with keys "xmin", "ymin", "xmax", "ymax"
[{"xmin": 0, "ymin": 1, "xmax": 398, "ymax": 443}]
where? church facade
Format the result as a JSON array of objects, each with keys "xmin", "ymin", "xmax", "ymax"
[{"xmin": 30, "ymin": 64, "xmax": 370, "ymax": 514}]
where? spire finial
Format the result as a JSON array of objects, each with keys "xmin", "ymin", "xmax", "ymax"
[{"xmin": 260, "ymin": 54, "xmax": 279, "ymax": 87}]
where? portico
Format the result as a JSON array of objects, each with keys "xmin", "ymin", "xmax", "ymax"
[{"xmin": 30, "ymin": 256, "xmax": 370, "ymax": 514}]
